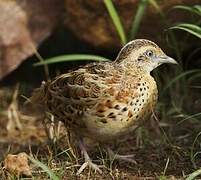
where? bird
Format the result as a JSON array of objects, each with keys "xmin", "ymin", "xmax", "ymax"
[{"xmin": 30, "ymin": 39, "xmax": 178, "ymax": 174}]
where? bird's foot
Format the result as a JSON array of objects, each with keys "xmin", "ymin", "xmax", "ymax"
[
  {"xmin": 107, "ymin": 148, "xmax": 137, "ymax": 164},
  {"xmin": 77, "ymin": 139, "xmax": 103, "ymax": 175},
  {"xmin": 76, "ymin": 158, "xmax": 103, "ymax": 175}
]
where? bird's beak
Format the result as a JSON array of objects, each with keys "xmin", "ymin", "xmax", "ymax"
[{"xmin": 156, "ymin": 55, "xmax": 178, "ymax": 65}]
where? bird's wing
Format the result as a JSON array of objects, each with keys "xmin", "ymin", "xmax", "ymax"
[{"xmin": 43, "ymin": 62, "xmax": 117, "ymax": 124}]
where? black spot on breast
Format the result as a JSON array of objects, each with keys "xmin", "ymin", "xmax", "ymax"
[
  {"xmin": 122, "ymin": 107, "xmax": 128, "ymax": 112},
  {"xmin": 140, "ymin": 88, "xmax": 142, "ymax": 91},
  {"xmin": 136, "ymin": 115, "xmax": 139, "ymax": 118},
  {"xmin": 100, "ymin": 119, "xmax": 107, "ymax": 123},
  {"xmin": 105, "ymin": 99, "xmax": 113, "ymax": 108},
  {"xmin": 108, "ymin": 112, "xmax": 116, "ymax": 118},
  {"xmin": 128, "ymin": 110, "xmax": 133, "ymax": 118},
  {"xmin": 114, "ymin": 105, "xmax": 120, "ymax": 110}
]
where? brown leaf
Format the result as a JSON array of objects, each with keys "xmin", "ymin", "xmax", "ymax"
[{"xmin": 4, "ymin": 152, "xmax": 32, "ymax": 176}]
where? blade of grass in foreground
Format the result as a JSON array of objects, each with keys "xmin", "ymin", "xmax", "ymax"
[
  {"xmin": 148, "ymin": 0, "xmax": 163, "ymax": 16},
  {"xmin": 177, "ymin": 112, "xmax": 201, "ymax": 125},
  {"xmin": 104, "ymin": 0, "xmax": 127, "ymax": 45},
  {"xmin": 191, "ymin": 131, "xmax": 201, "ymax": 169},
  {"xmin": 28, "ymin": 156, "xmax": 59, "ymax": 180},
  {"xmin": 173, "ymin": 5, "xmax": 201, "ymax": 16},
  {"xmin": 169, "ymin": 23, "xmax": 201, "ymax": 39},
  {"xmin": 129, "ymin": 0, "xmax": 149, "ymax": 40},
  {"xmin": 162, "ymin": 69, "xmax": 201, "ymax": 93},
  {"xmin": 186, "ymin": 168, "xmax": 201, "ymax": 180},
  {"xmin": 34, "ymin": 54, "xmax": 110, "ymax": 66}
]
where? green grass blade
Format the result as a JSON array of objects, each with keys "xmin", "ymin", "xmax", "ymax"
[
  {"xmin": 28, "ymin": 156, "xmax": 60, "ymax": 180},
  {"xmin": 34, "ymin": 54, "xmax": 110, "ymax": 66},
  {"xmin": 148, "ymin": 0, "xmax": 163, "ymax": 16},
  {"xmin": 173, "ymin": 5, "xmax": 201, "ymax": 16},
  {"xmin": 169, "ymin": 23, "xmax": 201, "ymax": 39},
  {"xmin": 103, "ymin": 0, "xmax": 127, "ymax": 44},
  {"xmin": 129, "ymin": 0, "xmax": 149, "ymax": 40},
  {"xmin": 186, "ymin": 168, "xmax": 201, "ymax": 180},
  {"xmin": 177, "ymin": 112, "xmax": 201, "ymax": 125},
  {"xmin": 188, "ymin": 72, "xmax": 201, "ymax": 82},
  {"xmin": 191, "ymin": 132, "xmax": 201, "ymax": 169},
  {"xmin": 162, "ymin": 69, "xmax": 201, "ymax": 93},
  {"xmin": 194, "ymin": 5, "xmax": 201, "ymax": 16}
]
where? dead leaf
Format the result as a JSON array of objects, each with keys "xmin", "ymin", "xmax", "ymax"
[{"xmin": 4, "ymin": 152, "xmax": 32, "ymax": 177}]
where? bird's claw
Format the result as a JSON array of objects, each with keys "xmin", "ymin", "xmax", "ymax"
[
  {"xmin": 113, "ymin": 154, "xmax": 137, "ymax": 164},
  {"xmin": 77, "ymin": 139, "xmax": 103, "ymax": 175},
  {"xmin": 108, "ymin": 148, "xmax": 137, "ymax": 164},
  {"xmin": 76, "ymin": 160, "xmax": 103, "ymax": 175}
]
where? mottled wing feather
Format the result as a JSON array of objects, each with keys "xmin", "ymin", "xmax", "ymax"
[{"xmin": 44, "ymin": 62, "xmax": 115, "ymax": 126}]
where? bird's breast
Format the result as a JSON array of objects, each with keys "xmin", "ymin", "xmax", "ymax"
[{"xmin": 83, "ymin": 75, "xmax": 158, "ymax": 141}]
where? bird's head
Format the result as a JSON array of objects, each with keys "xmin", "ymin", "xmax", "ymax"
[{"xmin": 115, "ymin": 39, "xmax": 178, "ymax": 73}]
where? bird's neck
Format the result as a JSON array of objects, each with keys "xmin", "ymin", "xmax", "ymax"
[{"xmin": 114, "ymin": 62, "xmax": 150, "ymax": 77}]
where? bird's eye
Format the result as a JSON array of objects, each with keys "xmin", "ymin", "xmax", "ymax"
[{"xmin": 146, "ymin": 50, "xmax": 153, "ymax": 57}]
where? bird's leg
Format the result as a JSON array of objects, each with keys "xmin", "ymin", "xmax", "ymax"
[
  {"xmin": 107, "ymin": 147, "xmax": 137, "ymax": 164},
  {"xmin": 76, "ymin": 139, "xmax": 102, "ymax": 175}
]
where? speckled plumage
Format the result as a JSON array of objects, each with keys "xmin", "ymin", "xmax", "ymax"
[
  {"xmin": 30, "ymin": 39, "xmax": 177, "ymax": 174},
  {"xmin": 35, "ymin": 63, "xmax": 157, "ymax": 141}
]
